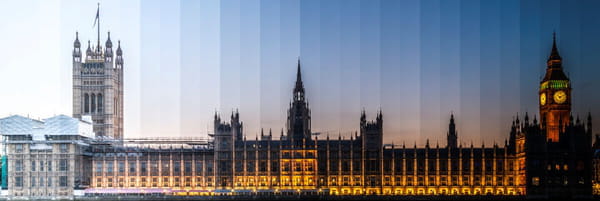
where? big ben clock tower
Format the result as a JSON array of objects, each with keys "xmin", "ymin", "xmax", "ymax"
[{"xmin": 539, "ymin": 33, "xmax": 571, "ymax": 142}]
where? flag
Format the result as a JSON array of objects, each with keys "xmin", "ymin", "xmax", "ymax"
[{"xmin": 92, "ymin": 5, "xmax": 99, "ymax": 27}]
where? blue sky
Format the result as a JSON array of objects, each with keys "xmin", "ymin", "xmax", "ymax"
[{"xmin": 0, "ymin": 0, "xmax": 599, "ymax": 145}]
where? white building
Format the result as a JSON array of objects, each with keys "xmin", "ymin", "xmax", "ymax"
[{"xmin": 0, "ymin": 115, "xmax": 94, "ymax": 198}]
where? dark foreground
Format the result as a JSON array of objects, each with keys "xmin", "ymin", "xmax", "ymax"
[{"xmin": 8, "ymin": 195, "xmax": 597, "ymax": 201}]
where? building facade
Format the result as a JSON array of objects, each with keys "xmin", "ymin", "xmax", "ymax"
[
  {"xmin": 0, "ymin": 115, "xmax": 94, "ymax": 199},
  {"xmin": 85, "ymin": 40, "xmax": 593, "ymax": 198},
  {"xmin": 72, "ymin": 32, "xmax": 124, "ymax": 139},
  {"xmin": 0, "ymin": 35, "xmax": 594, "ymax": 199}
]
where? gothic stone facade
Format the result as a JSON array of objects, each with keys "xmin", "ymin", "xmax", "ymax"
[
  {"xmin": 72, "ymin": 32, "xmax": 124, "ymax": 139},
  {"xmin": 83, "ymin": 37, "xmax": 592, "ymax": 198}
]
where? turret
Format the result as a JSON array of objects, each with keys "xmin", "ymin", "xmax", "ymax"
[
  {"xmin": 104, "ymin": 32, "xmax": 113, "ymax": 63},
  {"xmin": 447, "ymin": 112, "xmax": 458, "ymax": 149},
  {"xmin": 86, "ymin": 40, "xmax": 93, "ymax": 59},
  {"xmin": 73, "ymin": 32, "xmax": 81, "ymax": 62},
  {"xmin": 115, "ymin": 41, "xmax": 123, "ymax": 69}
]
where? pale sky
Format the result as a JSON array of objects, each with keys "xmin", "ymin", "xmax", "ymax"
[{"xmin": 0, "ymin": 0, "xmax": 599, "ymax": 146}]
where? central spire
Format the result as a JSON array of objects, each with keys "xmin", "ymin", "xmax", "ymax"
[
  {"xmin": 295, "ymin": 59, "xmax": 303, "ymax": 91},
  {"xmin": 293, "ymin": 58, "xmax": 305, "ymax": 101},
  {"xmin": 547, "ymin": 31, "xmax": 562, "ymax": 66}
]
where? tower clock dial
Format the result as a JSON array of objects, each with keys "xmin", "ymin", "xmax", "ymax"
[
  {"xmin": 540, "ymin": 93, "xmax": 546, "ymax": 105},
  {"xmin": 553, "ymin": 90, "xmax": 567, "ymax": 104}
]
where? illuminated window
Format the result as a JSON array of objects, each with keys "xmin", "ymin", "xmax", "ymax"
[
  {"xmin": 532, "ymin": 177, "xmax": 540, "ymax": 186},
  {"xmin": 163, "ymin": 177, "xmax": 169, "ymax": 187}
]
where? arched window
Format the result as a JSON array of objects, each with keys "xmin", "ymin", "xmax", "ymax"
[
  {"xmin": 97, "ymin": 93, "xmax": 103, "ymax": 113},
  {"xmin": 91, "ymin": 93, "xmax": 96, "ymax": 113},
  {"xmin": 84, "ymin": 94, "xmax": 89, "ymax": 113}
]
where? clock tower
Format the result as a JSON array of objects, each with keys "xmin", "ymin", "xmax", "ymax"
[{"xmin": 539, "ymin": 33, "xmax": 571, "ymax": 142}]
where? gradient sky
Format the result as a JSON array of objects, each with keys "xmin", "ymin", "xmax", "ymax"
[{"xmin": 0, "ymin": 0, "xmax": 599, "ymax": 146}]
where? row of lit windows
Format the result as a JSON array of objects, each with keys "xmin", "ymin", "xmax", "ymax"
[
  {"xmin": 95, "ymin": 161, "xmax": 214, "ymax": 176},
  {"xmin": 92, "ymin": 175, "xmax": 519, "ymax": 188},
  {"xmin": 94, "ymin": 160, "xmax": 318, "ymax": 176},
  {"xmin": 96, "ymin": 177, "xmax": 214, "ymax": 188},
  {"xmin": 321, "ymin": 176, "xmax": 516, "ymax": 187}
]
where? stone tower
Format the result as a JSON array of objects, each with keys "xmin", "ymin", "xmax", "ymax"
[
  {"xmin": 447, "ymin": 113, "xmax": 458, "ymax": 148},
  {"xmin": 72, "ymin": 31, "xmax": 124, "ymax": 139},
  {"xmin": 539, "ymin": 33, "xmax": 571, "ymax": 142},
  {"xmin": 286, "ymin": 59, "xmax": 312, "ymax": 146}
]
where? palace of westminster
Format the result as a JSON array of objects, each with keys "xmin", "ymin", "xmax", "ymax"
[{"xmin": 0, "ymin": 27, "xmax": 597, "ymax": 199}]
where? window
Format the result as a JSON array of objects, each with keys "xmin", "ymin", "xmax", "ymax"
[
  {"xmin": 96, "ymin": 161, "xmax": 103, "ymax": 173},
  {"xmin": 31, "ymin": 177, "xmax": 35, "ymax": 187},
  {"xmin": 129, "ymin": 161, "xmax": 136, "ymax": 173},
  {"xmin": 48, "ymin": 161, "xmax": 52, "ymax": 171},
  {"xmin": 118, "ymin": 161, "xmax": 125, "ymax": 173},
  {"xmin": 15, "ymin": 176, "xmax": 22, "ymax": 187},
  {"xmin": 15, "ymin": 160, "xmax": 23, "ymax": 171},
  {"xmin": 31, "ymin": 161, "xmax": 36, "ymax": 171},
  {"xmin": 84, "ymin": 94, "xmax": 90, "ymax": 113},
  {"xmin": 141, "ymin": 162, "xmax": 147, "ymax": 173},
  {"xmin": 185, "ymin": 162, "xmax": 192, "ymax": 173},
  {"xmin": 97, "ymin": 93, "xmax": 103, "ymax": 112},
  {"xmin": 60, "ymin": 144, "xmax": 69, "ymax": 153},
  {"xmin": 59, "ymin": 159, "xmax": 68, "ymax": 171},
  {"xmin": 48, "ymin": 177, "xmax": 52, "ymax": 187},
  {"xmin": 532, "ymin": 177, "xmax": 540, "ymax": 186},
  {"xmin": 91, "ymin": 93, "xmax": 96, "ymax": 112},
  {"xmin": 107, "ymin": 162, "xmax": 114, "ymax": 173},
  {"xmin": 59, "ymin": 176, "xmax": 68, "ymax": 187},
  {"xmin": 15, "ymin": 144, "xmax": 23, "ymax": 153},
  {"xmin": 195, "ymin": 161, "xmax": 203, "ymax": 176},
  {"xmin": 174, "ymin": 162, "xmax": 181, "ymax": 173},
  {"xmin": 39, "ymin": 161, "xmax": 44, "ymax": 171},
  {"xmin": 40, "ymin": 177, "xmax": 44, "ymax": 187}
]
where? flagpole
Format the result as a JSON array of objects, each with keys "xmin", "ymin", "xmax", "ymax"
[{"xmin": 97, "ymin": 2, "xmax": 100, "ymax": 54}]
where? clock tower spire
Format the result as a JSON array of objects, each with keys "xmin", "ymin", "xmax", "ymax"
[{"xmin": 539, "ymin": 32, "xmax": 571, "ymax": 142}]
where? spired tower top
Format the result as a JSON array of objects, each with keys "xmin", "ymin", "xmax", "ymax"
[
  {"xmin": 539, "ymin": 33, "xmax": 571, "ymax": 142},
  {"xmin": 293, "ymin": 59, "xmax": 305, "ymax": 102}
]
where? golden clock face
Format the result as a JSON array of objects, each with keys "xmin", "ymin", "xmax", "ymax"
[
  {"xmin": 553, "ymin": 90, "xmax": 567, "ymax": 104},
  {"xmin": 540, "ymin": 93, "xmax": 546, "ymax": 105}
]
